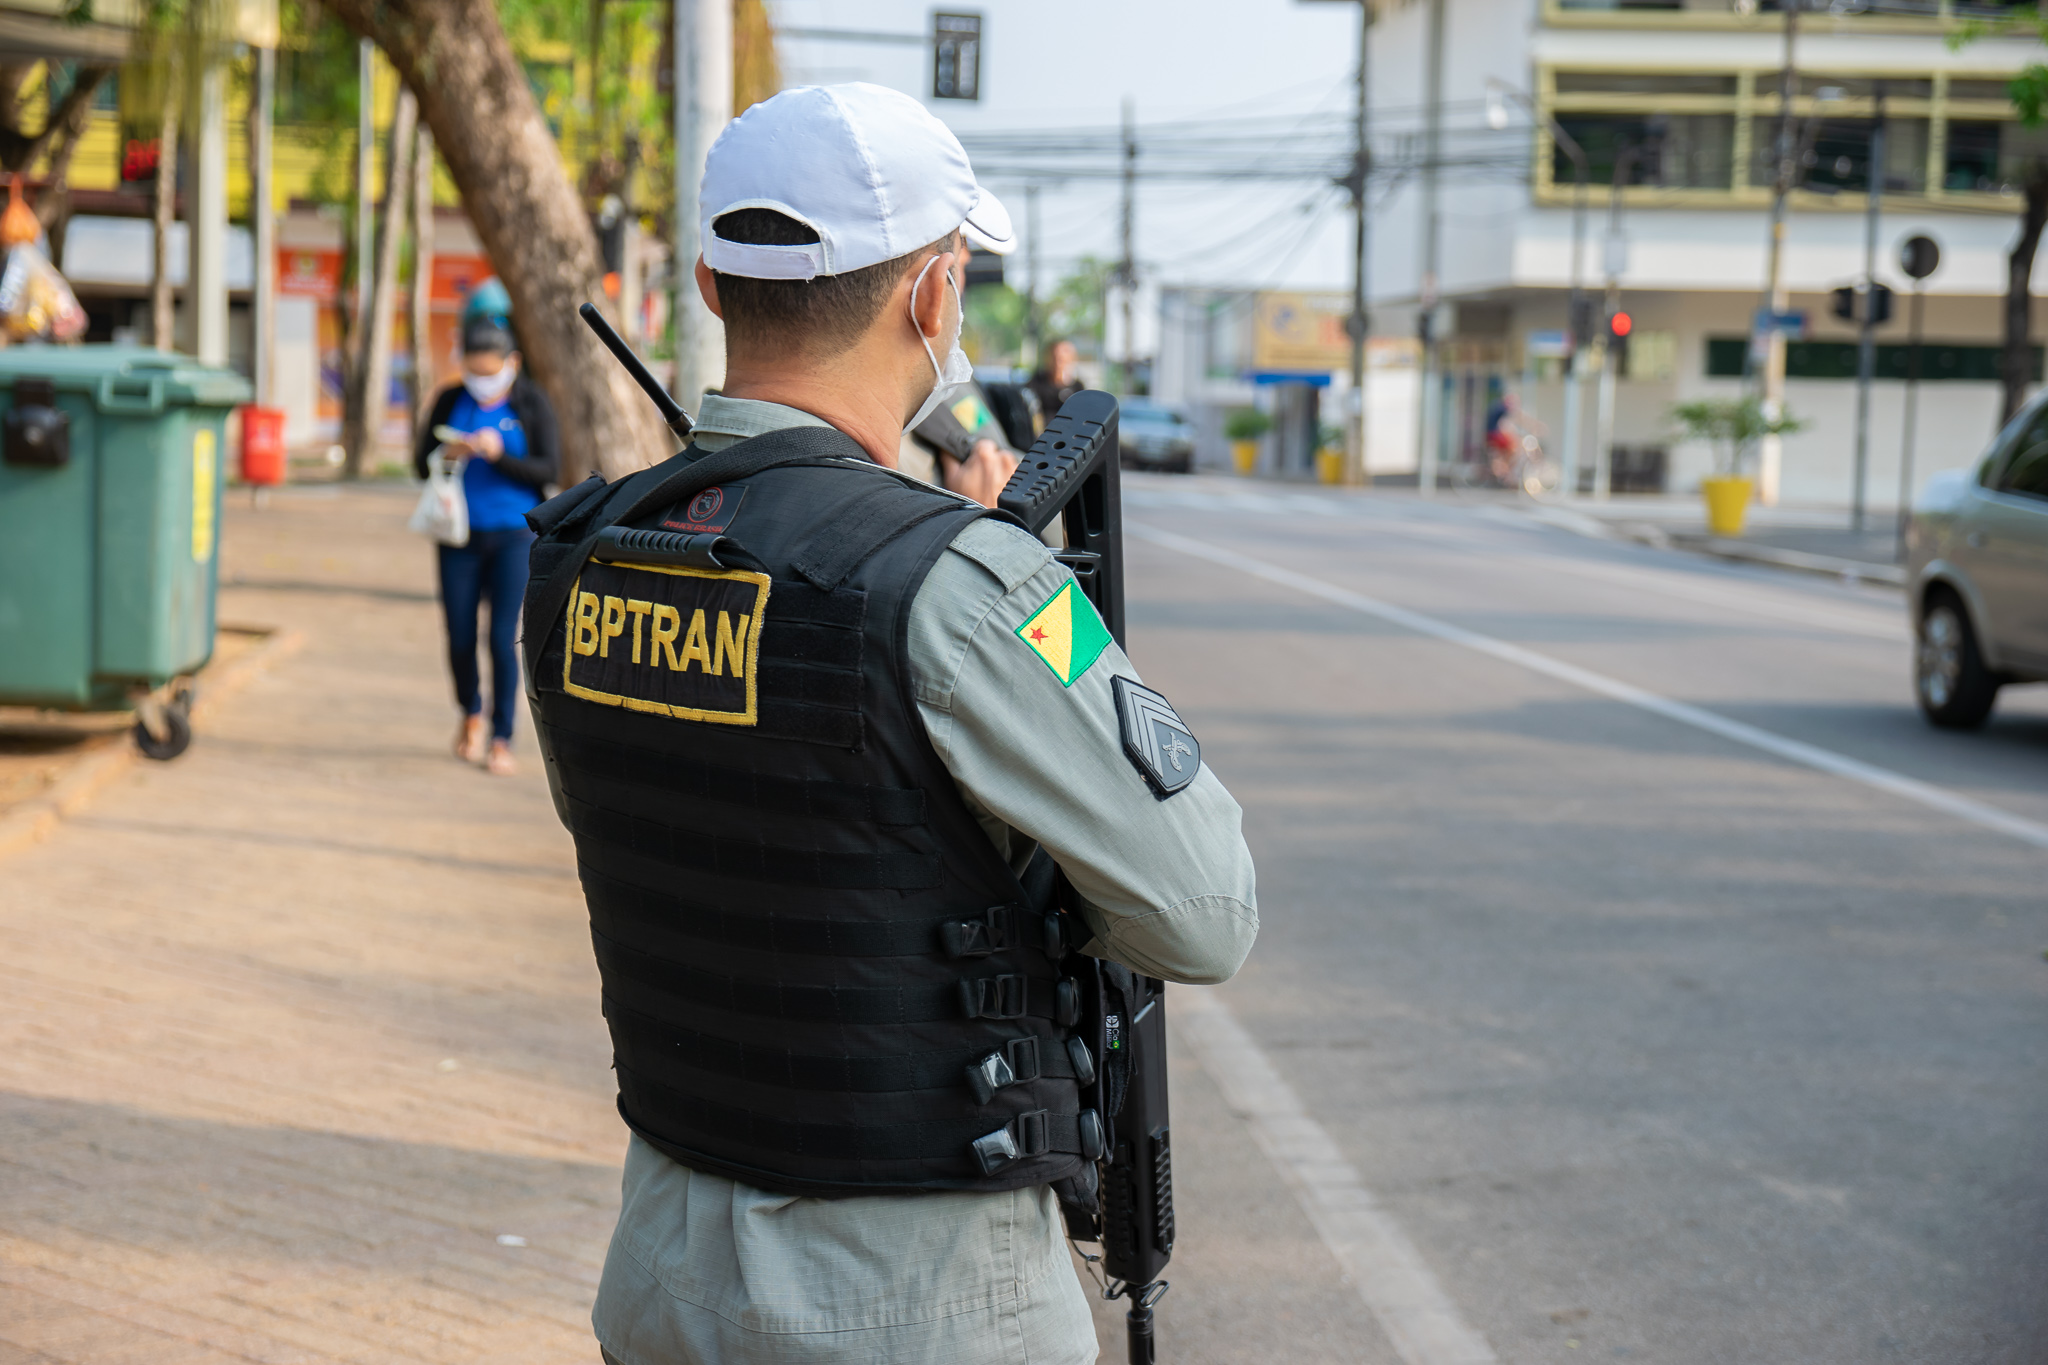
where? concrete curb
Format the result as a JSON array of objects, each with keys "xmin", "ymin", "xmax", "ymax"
[
  {"xmin": 0, "ymin": 624, "xmax": 308, "ymax": 864},
  {"xmin": 1670, "ymin": 535, "xmax": 1908, "ymax": 586}
]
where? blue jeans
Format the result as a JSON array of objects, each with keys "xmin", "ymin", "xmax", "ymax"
[{"xmin": 438, "ymin": 527, "xmax": 533, "ymax": 742}]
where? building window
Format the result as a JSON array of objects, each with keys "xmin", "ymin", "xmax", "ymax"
[
  {"xmin": 1705, "ymin": 338, "xmax": 2043, "ymax": 381},
  {"xmin": 1546, "ymin": 65, "xmax": 2024, "ymax": 204},
  {"xmin": 1760, "ymin": 117, "xmax": 1931, "ymax": 193},
  {"xmin": 1554, "ymin": 114, "xmax": 1734, "ymax": 187}
]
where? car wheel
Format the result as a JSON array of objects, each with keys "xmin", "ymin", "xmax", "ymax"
[{"xmin": 1916, "ymin": 593, "xmax": 2000, "ymax": 729}]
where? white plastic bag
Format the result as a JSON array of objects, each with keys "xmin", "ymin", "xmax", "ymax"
[{"xmin": 408, "ymin": 448, "xmax": 469, "ymax": 546}]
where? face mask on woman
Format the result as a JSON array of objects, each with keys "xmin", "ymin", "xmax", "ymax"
[{"xmin": 464, "ymin": 363, "xmax": 517, "ymax": 406}]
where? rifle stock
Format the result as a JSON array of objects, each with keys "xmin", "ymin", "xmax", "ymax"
[{"xmin": 998, "ymin": 393, "xmax": 1172, "ymax": 1364}]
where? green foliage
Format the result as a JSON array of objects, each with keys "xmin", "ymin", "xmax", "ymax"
[
  {"xmin": 1671, "ymin": 397, "xmax": 1803, "ymax": 476},
  {"xmin": 1224, "ymin": 407, "xmax": 1273, "ymax": 442},
  {"xmin": 963, "ymin": 283, "xmax": 1025, "ymax": 366},
  {"xmin": 1950, "ymin": 9, "xmax": 2048, "ymax": 127},
  {"xmin": 1045, "ymin": 256, "xmax": 1112, "ymax": 359},
  {"xmin": 277, "ymin": 0, "xmax": 363, "ymax": 203}
]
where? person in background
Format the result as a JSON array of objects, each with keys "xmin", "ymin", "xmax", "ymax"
[
  {"xmin": 414, "ymin": 315, "xmax": 559, "ymax": 775},
  {"xmin": 1027, "ymin": 337, "xmax": 1082, "ymax": 430},
  {"xmin": 900, "ymin": 377, "xmax": 1020, "ymax": 505}
]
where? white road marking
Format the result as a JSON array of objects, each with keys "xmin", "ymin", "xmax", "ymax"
[
  {"xmin": 1134, "ymin": 524, "xmax": 2048, "ymax": 852},
  {"xmin": 1174, "ymin": 989, "xmax": 1501, "ymax": 1365}
]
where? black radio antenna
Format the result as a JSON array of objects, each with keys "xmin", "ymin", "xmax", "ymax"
[{"xmin": 578, "ymin": 302, "xmax": 693, "ymax": 440}]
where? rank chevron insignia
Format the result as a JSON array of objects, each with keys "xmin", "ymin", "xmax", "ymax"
[
  {"xmin": 1015, "ymin": 579, "xmax": 1114, "ymax": 687},
  {"xmin": 1112, "ymin": 676, "xmax": 1202, "ymax": 798}
]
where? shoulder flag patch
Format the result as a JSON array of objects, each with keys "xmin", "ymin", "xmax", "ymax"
[
  {"xmin": 1015, "ymin": 579, "xmax": 1113, "ymax": 687},
  {"xmin": 1113, "ymin": 677, "xmax": 1202, "ymax": 798}
]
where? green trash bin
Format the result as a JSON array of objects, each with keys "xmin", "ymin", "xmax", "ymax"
[{"xmin": 0, "ymin": 347, "xmax": 253, "ymax": 758}]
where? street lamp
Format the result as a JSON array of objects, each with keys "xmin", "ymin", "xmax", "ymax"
[{"xmin": 1486, "ymin": 78, "xmax": 1590, "ymax": 497}]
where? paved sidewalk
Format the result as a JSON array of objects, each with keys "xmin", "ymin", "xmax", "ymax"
[
  {"xmin": 0, "ymin": 481, "xmax": 1387, "ymax": 1365},
  {"xmin": 0, "ymin": 484, "xmax": 619, "ymax": 1365}
]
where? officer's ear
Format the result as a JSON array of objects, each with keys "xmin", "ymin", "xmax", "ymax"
[
  {"xmin": 907, "ymin": 234, "xmax": 963, "ymax": 343},
  {"xmin": 694, "ymin": 257, "xmax": 725, "ymax": 321}
]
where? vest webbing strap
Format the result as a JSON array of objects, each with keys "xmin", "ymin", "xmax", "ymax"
[
  {"xmin": 792, "ymin": 480, "xmax": 974, "ymax": 590},
  {"xmin": 603, "ymin": 993, "xmax": 1080, "ymax": 1093},
  {"xmin": 528, "ymin": 426, "xmax": 873, "ymax": 674},
  {"xmin": 594, "ymin": 929, "xmax": 1069, "ymax": 1025},
  {"xmin": 550, "ymin": 729, "xmax": 926, "ymax": 827},
  {"xmin": 620, "ymin": 1069, "xmax": 1092, "ymax": 1161},
  {"xmin": 582, "ymin": 861, "xmax": 1019, "ymax": 959},
  {"xmin": 566, "ymin": 794, "xmax": 941, "ymax": 890}
]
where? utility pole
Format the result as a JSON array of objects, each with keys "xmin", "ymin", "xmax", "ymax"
[
  {"xmin": 1415, "ymin": 0, "xmax": 1446, "ymax": 495},
  {"xmin": 1345, "ymin": 0, "xmax": 1371, "ymax": 486},
  {"xmin": 1852, "ymin": 82, "xmax": 1886, "ymax": 534},
  {"xmin": 1120, "ymin": 98, "xmax": 1137, "ymax": 393},
  {"xmin": 1758, "ymin": 0, "xmax": 1801, "ymax": 506},
  {"xmin": 1593, "ymin": 144, "xmax": 1639, "ymax": 501},
  {"xmin": 356, "ymin": 38, "xmax": 373, "ymax": 329},
  {"xmin": 184, "ymin": 58, "xmax": 228, "ymax": 366},
  {"xmin": 674, "ymin": 0, "xmax": 733, "ymax": 411},
  {"xmin": 1025, "ymin": 182, "xmax": 1042, "ymax": 368},
  {"xmin": 251, "ymin": 45, "xmax": 277, "ymax": 405}
]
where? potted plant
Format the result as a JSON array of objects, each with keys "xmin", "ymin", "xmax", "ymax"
[
  {"xmin": 1670, "ymin": 397, "xmax": 1803, "ymax": 537},
  {"xmin": 1316, "ymin": 421, "xmax": 1346, "ymax": 485},
  {"xmin": 1223, "ymin": 407, "xmax": 1273, "ymax": 476}
]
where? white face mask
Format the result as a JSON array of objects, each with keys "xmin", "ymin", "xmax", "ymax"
[
  {"xmin": 463, "ymin": 363, "xmax": 516, "ymax": 406},
  {"xmin": 905, "ymin": 254, "xmax": 974, "ymax": 432}
]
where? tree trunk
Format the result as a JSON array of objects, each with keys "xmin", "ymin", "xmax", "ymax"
[
  {"xmin": 412, "ymin": 123, "xmax": 436, "ymax": 419},
  {"xmin": 342, "ymin": 89, "xmax": 416, "ymax": 480},
  {"xmin": 2001, "ymin": 161, "xmax": 2048, "ymax": 425},
  {"xmin": 151, "ymin": 72, "xmax": 180, "ymax": 352},
  {"xmin": 26, "ymin": 65, "xmax": 113, "ymax": 266},
  {"xmin": 317, "ymin": 0, "xmax": 671, "ymax": 483}
]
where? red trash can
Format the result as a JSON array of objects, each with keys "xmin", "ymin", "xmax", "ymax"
[{"xmin": 239, "ymin": 405, "xmax": 286, "ymax": 486}]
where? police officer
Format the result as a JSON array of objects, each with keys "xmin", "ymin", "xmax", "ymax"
[{"xmin": 521, "ymin": 82, "xmax": 1256, "ymax": 1365}]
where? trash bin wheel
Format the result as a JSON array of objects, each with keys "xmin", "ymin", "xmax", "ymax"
[{"xmin": 134, "ymin": 683, "xmax": 195, "ymax": 761}]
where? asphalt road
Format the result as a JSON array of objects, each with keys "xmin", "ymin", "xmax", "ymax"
[{"xmin": 1113, "ymin": 476, "xmax": 2048, "ymax": 1365}]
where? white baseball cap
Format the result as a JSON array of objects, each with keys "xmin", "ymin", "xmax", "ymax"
[{"xmin": 699, "ymin": 82, "xmax": 1015, "ymax": 281}]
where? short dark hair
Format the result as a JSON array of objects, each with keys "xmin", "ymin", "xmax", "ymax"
[{"xmin": 711, "ymin": 208, "xmax": 954, "ymax": 355}]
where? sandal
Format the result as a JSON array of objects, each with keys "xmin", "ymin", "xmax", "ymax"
[{"xmin": 485, "ymin": 740, "xmax": 517, "ymax": 776}]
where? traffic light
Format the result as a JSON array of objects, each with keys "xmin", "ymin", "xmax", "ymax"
[
  {"xmin": 1831, "ymin": 283, "xmax": 1895, "ymax": 326},
  {"xmin": 1606, "ymin": 309, "xmax": 1632, "ymax": 373}
]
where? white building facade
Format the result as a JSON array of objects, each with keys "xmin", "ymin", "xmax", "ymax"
[{"xmin": 1159, "ymin": 0, "xmax": 2048, "ymax": 504}]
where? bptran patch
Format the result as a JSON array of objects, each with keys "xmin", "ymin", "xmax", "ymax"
[
  {"xmin": 563, "ymin": 558, "xmax": 770, "ymax": 724},
  {"xmin": 1112, "ymin": 676, "xmax": 1201, "ymax": 798}
]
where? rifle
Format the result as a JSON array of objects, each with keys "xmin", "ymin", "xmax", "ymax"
[{"xmin": 998, "ymin": 392, "xmax": 1174, "ymax": 1365}]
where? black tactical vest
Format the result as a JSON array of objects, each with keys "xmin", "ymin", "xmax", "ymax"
[{"xmin": 521, "ymin": 427, "xmax": 1101, "ymax": 1197}]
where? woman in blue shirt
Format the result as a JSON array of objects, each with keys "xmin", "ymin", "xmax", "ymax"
[{"xmin": 414, "ymin": 316, "xmax": 559, "ymax": 775}]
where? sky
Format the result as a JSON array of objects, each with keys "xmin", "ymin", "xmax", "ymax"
[{"xmin": 764, "ymin": 0, "xmax": 1368, "ymax": 350}]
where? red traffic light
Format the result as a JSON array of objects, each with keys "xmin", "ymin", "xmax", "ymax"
[{"xmin": 1608, "ymin": 311, "xmax": 1633, "ymax": 338}]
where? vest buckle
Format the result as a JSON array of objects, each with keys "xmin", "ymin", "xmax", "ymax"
[
  {"xmin": 966, "ymin": 1036, "xmax": 1047, "ymax": 1104},
  {"xmin": 941, "ymin": 905, "xmax": 1019, "ymax": 958},
  {"xmin": 960, "ymin": 973, "xmax": 1028, "ymax": 1019},
  {"xmin": 970, "ymin": 1109, "xmax": 1052, "ymax": 1174}
]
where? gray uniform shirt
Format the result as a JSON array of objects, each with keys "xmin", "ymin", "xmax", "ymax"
[{"xmin": 593, "ymin": 395, "xmax": 1258, "ymax": 1365}]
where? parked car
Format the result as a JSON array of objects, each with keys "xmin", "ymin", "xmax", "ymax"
[
  {"xmin": 1905, "ymin": 397, "xmax": 2048, "ymax": 727},
  {"xmin": 1117, "ymin": 399, "xmax": 1195, "ymax": 474}
]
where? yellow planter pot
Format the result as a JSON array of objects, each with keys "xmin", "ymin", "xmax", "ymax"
[
  {"xmin": 1316, "ymin": 450, "xmax": 1344, "ymax": 485},
  {"xmin": 1231, "ymin": 440, "xmax": 1259, "ymax": 475},
  {"xmin": 1701, "ymin": 476, "xmax": 1754, "ymax": 537}
]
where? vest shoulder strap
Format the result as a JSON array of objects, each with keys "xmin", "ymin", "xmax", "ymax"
[{"xmin": 526, "ymin": 425, "xmax": 869, "ymax": 673}]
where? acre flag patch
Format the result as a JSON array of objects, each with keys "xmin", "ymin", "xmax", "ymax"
[{"xmin": 1016, "ymin": 579, "xmax": 1113, "ymax": 687}]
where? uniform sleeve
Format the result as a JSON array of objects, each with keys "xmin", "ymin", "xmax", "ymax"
[{"xmin": 908, "ymin": 518, "xmax": 1258, "ymax": 985}]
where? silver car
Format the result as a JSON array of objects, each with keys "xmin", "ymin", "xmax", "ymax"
[{"xmin": 1906, "ymin": 399, "xmax": 2048, "ymax": 727}]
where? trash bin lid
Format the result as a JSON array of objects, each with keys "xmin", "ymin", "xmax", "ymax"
[{"xmin": 0, "ymin": 345, "xmax": 253, "ymax": 410}]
